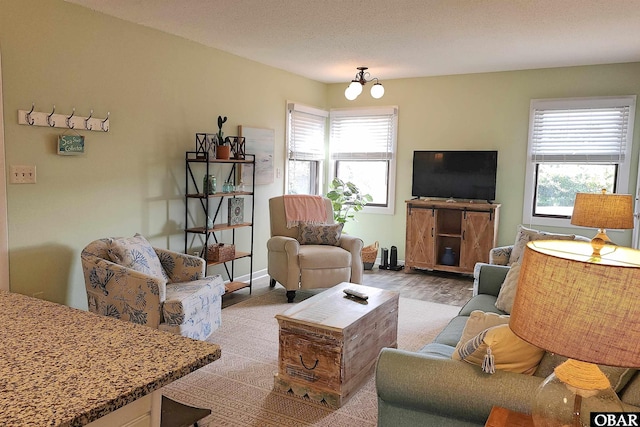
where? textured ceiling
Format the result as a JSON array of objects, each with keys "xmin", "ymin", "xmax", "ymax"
[{"xmin": 66, "ymin": 0, "xmax": 640, "ymax": 84}]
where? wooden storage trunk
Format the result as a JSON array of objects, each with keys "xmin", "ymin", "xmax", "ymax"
[{"xmin": 273, "ymin": 282, "xmax": 399, "ymax": 408}]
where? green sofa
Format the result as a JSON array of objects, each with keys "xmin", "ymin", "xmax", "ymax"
[{"xmin": 375, "ymin": 263, "xmax": 640, "ymax": 426}]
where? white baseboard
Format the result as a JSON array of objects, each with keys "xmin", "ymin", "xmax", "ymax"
[{"xmin": 230, "ymin": 268, "xmax": 268, "ymax": 284}]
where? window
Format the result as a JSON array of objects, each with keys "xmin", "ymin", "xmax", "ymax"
[
  {"xmin": 286, "ymin": 103, "xmax": 328, "ymax": 195},
  {"xmin": 523, "ymin": 96, "xmax": 636, "ymax": 227},
  {"xmin": 329, "ymin": 106, "xmax": 398, "ymax": 215}
]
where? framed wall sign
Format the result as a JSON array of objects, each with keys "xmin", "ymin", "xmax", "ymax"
[{"xmin": 57, "ymin": 134, "xmax": 85, "ymax": 155}]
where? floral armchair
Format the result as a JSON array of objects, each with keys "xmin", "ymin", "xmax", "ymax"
[{"xmin": 81, "ymin": 235, "xmax": 225, "ymax": 340}]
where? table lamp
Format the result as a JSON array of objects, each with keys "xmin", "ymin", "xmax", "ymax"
[
  {"xmin": 570, "ymin": 190, "xmax": 634, "ymax": 256},
  {"xmin": 510, "ymin": 240, "xmax": 640, "ymax": 427}
]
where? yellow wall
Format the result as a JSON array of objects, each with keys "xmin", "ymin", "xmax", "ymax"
[
  {"xmin": 0, "ymin": 0, "xmax": 326, "ymax": 307},
  {"xmin": 2, "ymin": 0, "xmax": 639, "ymax": 307},
  {"xmin": 329, "ymin": 65, "xmax": 640, "ymax": 255}
]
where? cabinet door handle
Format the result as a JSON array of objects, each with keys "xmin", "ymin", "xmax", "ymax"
[
  {"xmin": 462, "ymin": 230, "xmax": 465, "ymax": 240},
  {"xmin": 431, "ymin": 227, "xmax": 434, "ymax": 238}
]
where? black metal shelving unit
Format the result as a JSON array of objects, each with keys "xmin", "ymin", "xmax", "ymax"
[{"xmin": 184, "ymin": 146, "xmax": 255, "ymax": 294}]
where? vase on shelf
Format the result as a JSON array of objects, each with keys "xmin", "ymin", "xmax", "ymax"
[{"xmin": 441, "ymin": 247, "xmax": 456, "ymax": 266}]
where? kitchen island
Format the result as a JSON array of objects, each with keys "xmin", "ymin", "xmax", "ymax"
[{"xmin": 0, "ymin": 290, "xmax": 221, "ymax": 426}]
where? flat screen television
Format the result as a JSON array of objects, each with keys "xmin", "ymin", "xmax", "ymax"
[{"xmin": 411, "ymin": 150, "xmax": 498, "ymax": 202}]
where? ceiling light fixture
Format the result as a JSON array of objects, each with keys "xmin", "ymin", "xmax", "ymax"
[{"xmin": 344, "ymin": 66, "xmax": 384, "ymax": 100}]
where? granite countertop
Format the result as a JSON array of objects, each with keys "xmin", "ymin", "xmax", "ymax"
[{"xmin": 0, "ymin": 290, "xmax": 221, "ymax": 427}]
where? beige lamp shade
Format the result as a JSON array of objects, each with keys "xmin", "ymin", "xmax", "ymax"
[
  {"xmin": 510, "ymin": 240, "xmax": 640, "ymax": 368},
  {"xmin": 571, "ymin": 191, "xmax": 634, "ymax": 230}
]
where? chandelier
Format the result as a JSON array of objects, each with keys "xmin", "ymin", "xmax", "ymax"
[{"xmin": 344, "ymin": 66, "xmax": 385, "ymax": 100}]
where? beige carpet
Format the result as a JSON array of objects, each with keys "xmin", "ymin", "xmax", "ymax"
[{"xmin": 162, "ymin": 288, "xmax": 460, "ymax": 426}]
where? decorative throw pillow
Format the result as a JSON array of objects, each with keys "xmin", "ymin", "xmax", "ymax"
[
  {"xmin": 494, "ymin": 262, "xmax": 522, "ymax": 314},
  {"xmin": 534, "ymin": 353, "xmax": 637, "ymax": 393},
  {"xmin": 508, "ymin": 225, "xmax": 576, "ymax": 264},
  {"xmin": 453, "ymin": 324, "xmax": 545, "ymax": 375},
  {"xmin": 297, "ymin": 222, "xmax": 343, "ymax": 246},
  {"xmin": 454, "ymin": 310, "xmax": 511, "ymax": 355},
  {"xmin": 107, "ymin": 234, "xmax": 169, "ymax": 281}
]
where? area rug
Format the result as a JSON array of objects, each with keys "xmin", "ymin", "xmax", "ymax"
[{"xmin": 162, "ymin": 288, "xmax": 461, "ymax": 426}]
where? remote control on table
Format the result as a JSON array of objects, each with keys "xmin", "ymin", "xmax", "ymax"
[{"xmin": 343, "ymin": 288, "xmax": 369, "ymax": 300}]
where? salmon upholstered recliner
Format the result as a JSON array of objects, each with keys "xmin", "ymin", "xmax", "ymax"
[{"xmin": 267, "ymin": 195, "xmax": 364, "ymax": 303}]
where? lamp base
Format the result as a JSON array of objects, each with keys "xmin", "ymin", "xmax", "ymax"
[
  {"xmin": 590, "ymin": 229, "xmax": 611, "ymax": 257},
  {"xmin": 532, "ymin": 360, "xmax": 624, "ymax": 427}
]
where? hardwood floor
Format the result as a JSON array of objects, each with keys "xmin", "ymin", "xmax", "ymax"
[
  {"xmin": 222, "ymin": 266, "xmax": 474, "ymax": 308},
  {"xmin": 362, "ymin": 267, "xmax": 474, "ymax": 306}
]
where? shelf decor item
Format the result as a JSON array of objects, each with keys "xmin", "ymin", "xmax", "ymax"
[
  {"xmin": 202, "ymin": 174, "xmax": 216, "ymax": 195},
  {"xmin": 228, "ymin": 197, "xmax": 244, "ymax": 225},
  {"xmin": 441, "ymin": 247, "xmax": 456, "ymax": 266},
  {"xmin": 204, "ymin": 243, "xmax": 236, "ymax": 263},
  {"xmin": 230, "ymin": 136, "xmax": 246, "ymax": 159},
  {"xmin": 195, "ymin": 133, "xmax": 217, "ymax": 159},
  {"xmin": 216, "ymin": 143, "xmax": 231, "ymax": 160},
  {"xmin": 216, "ymin": 116, "xmax": 231, "ymax": 160},
  {"xmin": 222, "ymin": 181, "xmax": 234, "ymax": 193}
]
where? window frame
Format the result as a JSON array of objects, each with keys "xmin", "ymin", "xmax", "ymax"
[
  {"xmin": 329, "ymin": 106, "xmax": 398, "ymax": 215},
  {"xmin": 285, "ymin": 102, "xmax": 328, "ymax": 195},
  {"xmin": 523, "ymin": 96, "xmax": 636, "ymax": 228}
]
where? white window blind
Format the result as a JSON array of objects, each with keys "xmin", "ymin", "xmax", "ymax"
[
  {"xmin": 531, "ymin": 99, "xmax": 633, "ymax": 164},
  {"xmin": 287, "ymin": 103, "xmax": 327, "ymax": 161},
  {"xmin": 330, "ymin": 107, "xmax": 397, "ymax": 160}
]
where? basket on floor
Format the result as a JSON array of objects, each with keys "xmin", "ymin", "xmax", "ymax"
[{"xmin": 362, "ymin": 241, "xmax": 379, "ymax": 270}]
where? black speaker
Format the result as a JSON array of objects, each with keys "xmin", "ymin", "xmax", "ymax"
[
  {"xmin": 390, "ymin": 246, "xmax": 398, "ymax": 267},
  {"xmin": 381, "ymin": 248, "xmax": 389, "ymax": 268}
]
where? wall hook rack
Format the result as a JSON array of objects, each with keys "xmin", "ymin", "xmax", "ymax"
[{"xmin": 18, "ymin": 104, "xmax": 110, "ymax": 132}]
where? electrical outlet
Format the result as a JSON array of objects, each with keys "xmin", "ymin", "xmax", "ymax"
[{"xmin": 10, "ymin": 165, "xmax": 36, "ymax": 184}]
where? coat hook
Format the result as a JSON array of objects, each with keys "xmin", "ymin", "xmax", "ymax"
[
  {"xmin": 66, "ymin": 108, "xmax": 76, "ymax": 129},
  {"xmin": 101, "ymin": 112, "xmax": 110, "ymax": 132},
  {"xmin": 47, "ymin": 105, "xmax": 56, "ymax": 127},
  {"xmin": 26, "ymin": 103, "xmax": 35, "ymax": 125},
  {"xmin": 85, "ymin": 109, "xmax": 93, "ymax": 130}
]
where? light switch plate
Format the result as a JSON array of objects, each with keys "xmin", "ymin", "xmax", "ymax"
[{"xmin": 10, "ymin": 165, "xmax": 36, "ymax": 184}]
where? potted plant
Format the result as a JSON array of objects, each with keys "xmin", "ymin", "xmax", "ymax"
[
  {"xmin": 326, "ymin": 177, "xmax": 375, "ymax": 269},
  {"xmin": 326, "ymin": 177, "xmax": 373, "ymax": 225},
  {"xmin": 215, "ymin": 115, "xmax": 231, "ymax": 159}
]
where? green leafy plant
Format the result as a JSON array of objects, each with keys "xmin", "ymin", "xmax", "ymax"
[{"xmin": 326, "ymin": 178, "xmax": 373, "ymax": 225}]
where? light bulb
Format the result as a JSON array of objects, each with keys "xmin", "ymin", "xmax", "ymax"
[
  {"xmin": 345, "ymin": 86, "xmax": 358, "ymax": 100},
  {"xmin": 371, "ymin": 82, "xmax": 385, "ymax": 99},
  {"xmin": 349, "ymin": 80, "xmax": 363, "ymax": 96}
]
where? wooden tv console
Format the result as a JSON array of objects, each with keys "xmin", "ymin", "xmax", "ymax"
[{"xmin": 405, "ymin": 199, "xmax": 500, "ymax": 274}]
